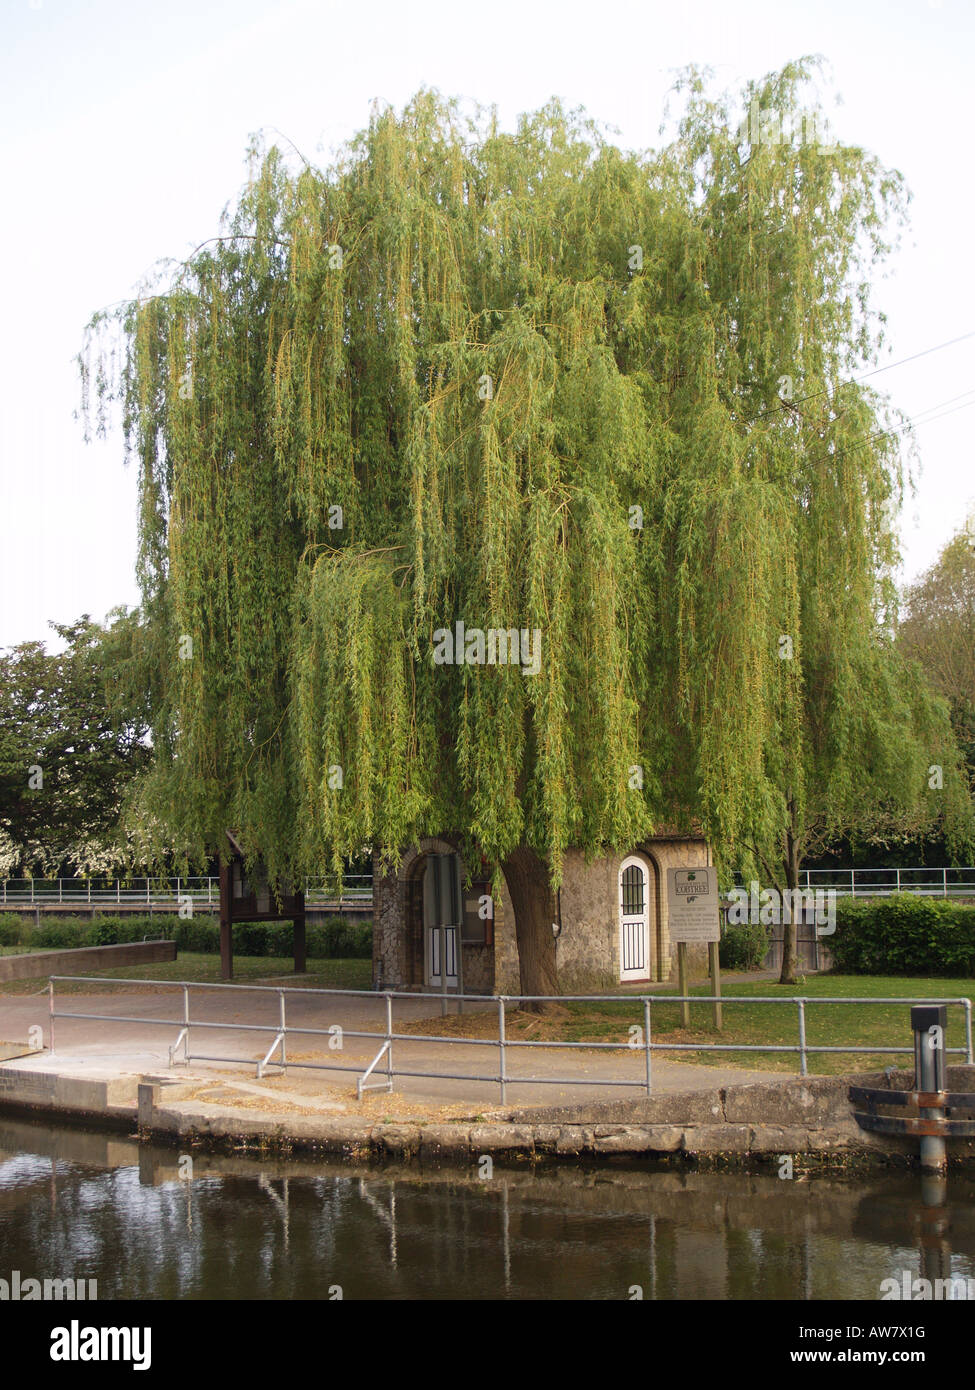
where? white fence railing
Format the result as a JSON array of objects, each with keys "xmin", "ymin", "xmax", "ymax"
[
  {"xmin": 798, "ymin": 868, "xmax": 975, "ymax": 898},
  {"xmin": 3, "ymin": 868, "xmax": 974, "ymax": 911},
  {"xmin": 0, "ymin": 876, "xmax": 373, "ymax": 910}
]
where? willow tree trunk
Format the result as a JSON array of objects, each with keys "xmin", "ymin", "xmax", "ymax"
[
  {"xmin": 778, "ymin": 817, "xmax": 802, "ymax": 985},
  {"xmin": 502, "ymin": 847, "xmax": 559, "ymax": 1014}
]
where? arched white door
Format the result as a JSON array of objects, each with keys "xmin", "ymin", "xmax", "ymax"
[{"xmin": 619, "ymin": 856, "xmax": 650, "ymax": 982}]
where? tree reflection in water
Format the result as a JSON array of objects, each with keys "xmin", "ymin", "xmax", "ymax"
[{"xmin": 1, "ymin": 1118, "xmax": 974, "ymax": 1300}]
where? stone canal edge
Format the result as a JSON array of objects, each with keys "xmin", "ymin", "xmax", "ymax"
[{"xmin": 3, "ymin": 1063, "xmax": 975, "ymax": 1168}]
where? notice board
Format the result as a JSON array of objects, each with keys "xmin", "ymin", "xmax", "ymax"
[{"xmin": 666, "ymin": 866, "xmax": 720, "ymax": 943}]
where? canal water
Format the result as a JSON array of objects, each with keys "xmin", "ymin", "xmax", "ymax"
[{"xmin": 2, "ymin": 1116, "xmax": 975, "ymax": 1301}]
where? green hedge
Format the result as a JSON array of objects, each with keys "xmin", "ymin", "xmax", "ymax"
[
  {"xmin": 719, "ymin": 920, "xmax": 772, "ymax": 971},
  {"xmin": 829, "ymin": 895, "xmax": 975, "ymax": 975},
  {"xmin": 0, "ymin": 913, "xmax": 371, "ymax": 959}
]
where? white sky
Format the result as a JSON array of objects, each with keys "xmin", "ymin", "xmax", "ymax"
[{"xmin": 1, "ymin": 0, "xmax": 972, "ymax": 651}]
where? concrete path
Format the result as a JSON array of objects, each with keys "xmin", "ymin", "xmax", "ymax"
[{"xmin": 0, "ymin": 978, "xmax": 783, "ymax": 1115}]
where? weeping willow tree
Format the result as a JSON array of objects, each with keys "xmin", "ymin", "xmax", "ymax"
[
  {"xmin": 653, "ymin": 63, "xmax": 972, "ymax": 981},
  {"xmin": 81, "ymin": 59, "xmax": 972, "ymax": 997}
]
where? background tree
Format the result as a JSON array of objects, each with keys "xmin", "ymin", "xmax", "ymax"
[
  {"xmin": 0, "ymin": 611, "xmax": 152, "ymax": 876},
  {"xmin": 779, "ymin": 528, "xmax": 975, "ymax": 878},
  {"xmin": 898, "ymin": 529, "xmax": 975, "ymax": 778},
  {"xmin": 82, "ymin": 60, "xmax": 971, "ymax": 998},
  {"xmin": 801, "ymin": 525, "xmax": 973, "ymax": 884},
  {"xmin": 649, "ymin": 65, "xmax": 973, "ymax": 981}
]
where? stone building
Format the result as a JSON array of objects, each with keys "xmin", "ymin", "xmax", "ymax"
[{"xmin": 372, "ymin": 832, "xmax": 713, "ymax": 995}]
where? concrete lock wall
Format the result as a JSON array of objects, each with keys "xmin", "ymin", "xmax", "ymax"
[
  {"xmin": 0, "ymin": 940, "xmax": 177, "ymax": 983},
  {"xmin": 6, "ymin": 1066, "xmax": 975, "ymax": 1167}
]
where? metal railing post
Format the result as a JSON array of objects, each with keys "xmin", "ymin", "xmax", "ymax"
[
  {"xmin": 943, "ymin": 867, "xmax": 948, "ymax": 899},
  {"xmin": 279, "ymin": 991, "xmax": 287, "ymax": 1069},
  {"xmin": 48, "ymin": 978, "xmax": 55, "ymax": 1053},
  {"xmin": 964, "ymin": 997, "xmax": 973, "ymax": 1066},
  {"xmin": 850, "ymin": 868, "xmax": 855, "ymax": 896},
  {"xmin": 913, "ymin": 1004, "xmax": 948, "ymax": 1171},
  {"xmin": 498, "ymin": 997, "xmax": 507, "ymax": 1105},
  {"xmin": 896, "ymin": 868, "xmax": 900, "ymax": 894},
  {"xmin": 643, "ymin": 997, "xmax": 652, "ymax": 1096},
  {"xmin": 386, "ymin": 992, "xmax": 393, "ymax": 1089},
  {"xmin": 797, "ymin": 997, "xmax": 808, "ymax": 1077}
]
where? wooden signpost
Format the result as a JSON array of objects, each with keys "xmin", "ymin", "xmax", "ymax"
[
  {"xmin": 666, "ymin": 866, "xmax": 722, "ymax": 1029},
  {"xmin": 218, "ymin": 831, "xmax": 306, "ymax": 980}
]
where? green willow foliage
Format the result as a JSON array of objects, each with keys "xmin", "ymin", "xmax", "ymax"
[{"xmin": 80, "ymin": 60, "xmax": 972, "ymax": 897}]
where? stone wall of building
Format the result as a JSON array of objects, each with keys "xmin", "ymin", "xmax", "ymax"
[
  {"xmin": 545, "ymin": 838, "xmax": 712, "ymax": 989},
  {"xmin": 375, "ymin": 834, "xmax": 714, "ymax": 996},
  {"xmin": 494, "ymin": 837, "xmax": 711, "ymax": 992},
  {"xmin": 556, "ymin": 850, "xmax": 628, "ymax": 991},
  {"xmin": 372, "ymin": 839, "xmax": 500, "ymax": 994},
  {"xmin": 490, "ymin": 874, "xmax": 519, "ymax": 995},
  {"xmin": 461, "ymin": 940, "xmax": 495, "ymax": 994}
]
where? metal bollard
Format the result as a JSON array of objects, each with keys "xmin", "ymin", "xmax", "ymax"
[{"xmin": 912, "ymin": 1004, "xmax": 947, "ymax": 1173}]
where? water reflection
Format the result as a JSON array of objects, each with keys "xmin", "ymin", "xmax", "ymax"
[{"xmin": 1, "ymin": 1117, "xmax": 973, "ymax": 1300}]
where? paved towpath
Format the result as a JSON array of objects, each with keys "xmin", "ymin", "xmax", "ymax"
[{"xmin": 0, "ymin": 976, "xmax": 789, "ymax": 1115}]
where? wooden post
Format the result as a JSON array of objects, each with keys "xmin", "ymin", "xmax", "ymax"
[
  {"xmin": 219, "ymin": 859, "xmax": 233, "ymax": 981},
  {"xmin": 709, "ymin": 939, "xmax": 722, "ymax": 1030},
  {"xmin": 677, "ymin": 941, "xmax": 689, "ymax": 1028},
  {"xmin": 293, "ymin": 890, "xmax": 306, "ymax": 974}
]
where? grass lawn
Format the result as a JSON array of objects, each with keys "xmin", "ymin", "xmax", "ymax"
[
  {"xmin": 401, "ymin": 974, "xmax": 975, "ymax": 1076},
  {"xmin": 0, "ymin": 954, "xmax": 372, "ymax": 996}
]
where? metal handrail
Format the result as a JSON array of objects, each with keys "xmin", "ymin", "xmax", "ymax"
[
  {"xmin": 257, "ymin": 1033, "xmax": 286, "ymax": 1079},
  {"xmin": 46, "ymin": 976, "xmax": 975, "ymax": 1102},
  {"xmin": 0, "ymin": 875, "xmax": 373, "ymax": 909},
  {"xmin": 357, "ymin": 1041, "xmax": 392, "ymax": 1100},
  {"xmin": 797, "ymin": 867, "xmax": 975, "ymax": 898},
  {"xmin": 8, "ymin": 868, "xmax": 975, "ymax": 910}
]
